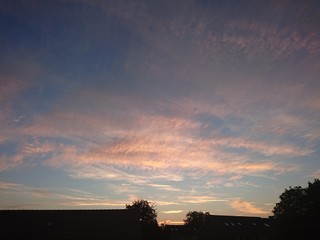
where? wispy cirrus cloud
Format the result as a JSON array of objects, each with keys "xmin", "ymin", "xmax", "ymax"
[
  {"xmin": 178, "ymin": 195, "xmax": 228, "ymax": 204},
  {"xmin": 0, "ymin": 181, "xmax": 26, "ymax": 191},
  {"xmin": 162, "ymin": 210, "xmax": 183, "ymax": 214},
  {"xmin": 216, "ymin": 19, "xmax": 320, "ymax": 60},
  {"xmin": 229, "ymin": 198, "xmax": 270, "ymax": 215},
  {"xmin": 0, "ymin": 154, "xmax": 24, "ymax": 171},
  {"xmin": 2, "ymin": 96, "xmax": 309, "ymax": 183},
  {"xmin": 0, "ymin": 181, "xmax": 127, "ymax": 209},
  {"xmin": 37, "ymin": 136, "xmax": 292, "ymax": 179},
  {"xmin": 148, "ymin": 184, "xmax": 181, "ymax": 192}
]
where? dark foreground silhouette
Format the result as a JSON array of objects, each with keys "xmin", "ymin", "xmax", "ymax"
[
  {"xmin": 1, "ymin": 179, "xmax": 319, "ymax": 240},
  {"xmin": 1, "ymin": 209, "xmax": 143, "ymax": 240}
]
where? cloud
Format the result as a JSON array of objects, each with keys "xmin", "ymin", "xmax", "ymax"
[
  {"xmin": 229, "ymin": 199, "xmax": 270, "ymax": 215},
  {"xmin": 116, "ymin": 0, "xmax": 320, "ymax": 83},
  {"xmin": 59, "ymin": 200, "xmax": 126, "ymax": 207},
  {"xmin": 21, "ymin": 138, "xmax": 58, "ymax": 154},
  {"xmin": 148, "ymin": 184, "xmax": 181, "ymax": 192},
  {"xmin": 0, "ymin": 181, "xmax": 127, "ymax": 209},
  {"xmin": 2, "ymin": 76, "xmax": 313, "ymax": 193},
  {"xmin": 0, "ymin": 181, "xmax": 25, "ymax": 190},
  {"xmin": 203, "ymin": 137, "xmax": 311, "ymax": 157},
  {"xmin": 0, "ymin": 76, "xmax": 30, "ymax": 134},
  {"xmin": 152, "ymin": 201, "xmax": 180, "ymax": 206},
  {"xmin": 0, "ymin": 181, "xmax": 53, "ymax": 202},
  {"xmin": 107, "ymin": 183, "xmax": 142, "ymax": 196},
  {"xmin": 219, "ymin": 20, "xmax": 320, "ymax": 59},
  {"xmin": 8, "ymin": 69, "xmax": 314, "ymax": 183},
  {"xmin": 178, "ymin": 195, "xmax": 228, "ymax": 204},
  {"xmin": 0, "ymin": 154, "xmax": 24, "ymax": 171},
  {"xmin": 42, "ymin": 137, "xmax": 286, "ymax": 180},
  {"xmin": 3, "ymin": 98, "xmax": 307, "ymax": 182},
  {"xmin": 162, "ymin": 210, "xmax": 183, "ymax": 214},
  {"xmin": 223, "ymin": 181, "xmax": 260, "ymax": 188},
  {"xmin": 46, "ymin": 149, "xmax": 184, "ymax": 185}
]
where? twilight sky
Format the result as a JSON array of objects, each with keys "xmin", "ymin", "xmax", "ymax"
[{"xmin": 0, "ymin": 0, "xmax": 320, "ymax": 224}]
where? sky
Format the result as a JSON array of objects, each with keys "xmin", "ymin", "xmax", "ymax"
[{"xmin": 0, "ymin": 0, "xmax": 320, "ymax": 224}]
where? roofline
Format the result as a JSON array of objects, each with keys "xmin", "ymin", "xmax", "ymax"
[
  {"xmin": 0, "ymin": 209, "xmax": 134, "ymax": 212},
  {"xmin": 207, "ymin": 214, "xmax": 268, "ymax": 219}
]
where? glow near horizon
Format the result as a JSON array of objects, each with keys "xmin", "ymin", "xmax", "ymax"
[{"xmin": 0, "ymin": 0, "xmax": 320, "ymax": 224}]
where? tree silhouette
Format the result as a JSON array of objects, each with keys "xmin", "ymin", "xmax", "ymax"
[
  {"xmin": 126, "ymin": 199, "xmax": 158, "ymax": 227},
  {"xmin": 184, "ymin": 211, "xmax": 210, "ymax": 231},
  {"xmin": 126, "ymin": 199, "xmax": 161, "ymax": 240},
  {"xmin": 272, "ymin": 179, "xmax": 320, "ymax": 240}
]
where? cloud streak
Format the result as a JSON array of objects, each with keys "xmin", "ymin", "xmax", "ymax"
[
  {"xmin": 1, "ymin": 97, "xmax": 310, "ymax": 181},
  {"xmin": 0, "ymin": 181, "xmax": 127, "ymax": 209},
  {"xmin": 229, "ymin": 199, "xmax": 270, "ymax": 215},
  {"xmin": 162, "ymin": 210, "xmax": 183, "ymax": 214}
]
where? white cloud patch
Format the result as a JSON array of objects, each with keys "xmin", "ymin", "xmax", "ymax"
[
  {"xmin": 162, "ymin": 210, "xmax": 183, "ymax": 214},
  {"xmin": 148, "ymin": 184, "xmax": 181, "ymax": 192},
  {"xmin": 178, "ymin": 195, "xmax": 228, "ymax": 204}
]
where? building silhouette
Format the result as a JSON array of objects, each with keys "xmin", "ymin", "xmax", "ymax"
[{"xmin": 1, "ymin": 209, "xmax": 143, "ymax": 240}]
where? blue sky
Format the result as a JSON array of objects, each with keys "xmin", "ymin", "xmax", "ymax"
[{"xmin": 0, "ymin": 0, "xmax": 320, "ymax": 224}]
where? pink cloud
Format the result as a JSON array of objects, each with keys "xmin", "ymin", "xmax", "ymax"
[
  {"xmin": 178, "ymin": 195, "xmax": 228, "ymax": 204},
  {"xmin": 12, "ymin": 108, "xmax": 302, "ymax": 181},
  {"xmin": 229, "ymin": 198, "xmax": 270, "ymax": 216},
  {"xmin": 206, "ymin": 136, "xmax": 312, "ymax": 156},
  {"xmin": 2, "ymin": 82, "xmax": 312, "ymax": 182},
  {"xmin": 0, "ymin": 181, "xmax": 25, "ymax": 190},
  {"xmin": 148, "ymin": 184, "xmax": 181, "ymax": 192},
  {"xmin": 0, "ymin": 154, "xmax": 24, "ymax": 171},
  {"xmin": 208, "ymin": 19, "xmax": 320, "ymax": 60}
]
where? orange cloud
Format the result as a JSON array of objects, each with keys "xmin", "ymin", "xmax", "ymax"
[
  {"xmin": 0, "ymin": 181, "xmax": 25, "ymax": 190},
  {"xmin": 178, "ymin": 195, "xmax": 228, "ymax": 204},
  {"xmin": 148, "ymin": 184, "xmax": 181, "ymax": 192},
  {"xmin": 0, "ymin": 154, "xmax": 24, "ymax": 171},
  {"xmin": 229, "ymin": 199, "xmax": 270, "ymax": 215},
  {"xmin": 2, "ymin": 88, "xmax": 310, "ymax": 183},
  {"xmin": 205, "ymin": 137, "xmax": 312, "ymax": 156},
  {"xmin": 13, "ymin": 129, "xmax": 294, "ymax": 183},
  {"xmin": 162, "ymin": 210, "xmax": 183, "ymax": 214}
]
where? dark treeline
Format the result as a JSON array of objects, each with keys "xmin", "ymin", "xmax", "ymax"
[{"xmin": 128, "ymin": 179, "xmax": 320, "ymax": 240}]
